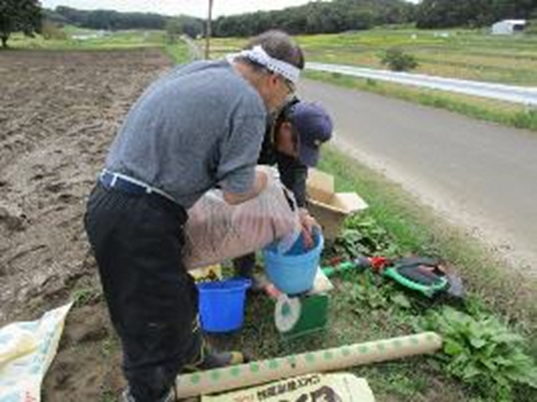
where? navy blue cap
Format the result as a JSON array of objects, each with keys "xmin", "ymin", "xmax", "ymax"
[{"xmin": 289, "ymin": 101, "xmax": 333, "ymax": 167}]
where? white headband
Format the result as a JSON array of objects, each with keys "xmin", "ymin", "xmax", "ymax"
[{"xmin": 227, "ymin": 45, "xmax": 301, "ymax": 84}]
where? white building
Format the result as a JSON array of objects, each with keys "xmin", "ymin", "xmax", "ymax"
[{"xmin": 491, "ymin": 19, "xmax": 526, "ymax": 35}]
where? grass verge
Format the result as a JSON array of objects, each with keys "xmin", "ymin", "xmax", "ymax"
[
  {"xmin": 209, "ymin": 145, "xmax": 537, "ymax": 401},
  {"xmin": 318, "ymin": 146, "xmax": 537, "ymax": 398},
  {"xmin": 318, "ymin": 146, "xmax": 537, "ymax": 330},
  {"xmin": 305, "ymin": 70, "xmax": 537, "ymax": 132},
  {"xmin": 163, "ymin": 42, "xmax": 189, "ymax": 64}
]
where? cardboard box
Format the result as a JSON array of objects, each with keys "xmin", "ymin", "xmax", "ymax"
[{"xmin": 307, "ymin": 169, "xmax": 368, "ymax": 240}]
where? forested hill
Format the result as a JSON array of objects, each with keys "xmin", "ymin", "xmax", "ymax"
[{"xmin": 45, "ymin": 0, "xmax": 536, "ymax": 37}]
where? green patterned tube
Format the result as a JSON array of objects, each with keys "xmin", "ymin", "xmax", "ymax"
[{"xmin": 175, "ymin": 331, "xmax": 442, "ymax": 398}]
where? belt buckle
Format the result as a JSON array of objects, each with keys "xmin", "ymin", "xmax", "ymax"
[{"xmin": 101, "ymin": 171, "xmax": 118, "ymax": 188}]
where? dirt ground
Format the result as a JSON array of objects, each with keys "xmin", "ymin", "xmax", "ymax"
[{"xmin": 0, "ymin": 49, "xmax": 171, "ymax": 401}]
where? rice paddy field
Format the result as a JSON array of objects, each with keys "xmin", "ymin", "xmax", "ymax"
[
  {"xmin": 7, "ymin": 28, "xmax": 166, "ymax": 50},
  {"xmin": 207, "ymin": 28, "xmax": 537, "ymax": 86},
  {"xmin": 12, "ymin": 25, "xmax": 537, "ymax": 86}
]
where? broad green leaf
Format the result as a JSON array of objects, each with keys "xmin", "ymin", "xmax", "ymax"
[{"xmin": 470, "ymin": 337, "xmax": 486, "ymax": 349}]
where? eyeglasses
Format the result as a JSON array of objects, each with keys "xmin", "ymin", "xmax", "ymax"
[
  {"xmin": 282, "ymin": 77, "xmax": 296, "ymax": 95},
  {"xmin": 264, "ymin": 68, "xmax": 296, "ymax": 95}
]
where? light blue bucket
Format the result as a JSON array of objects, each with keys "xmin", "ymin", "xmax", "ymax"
[
  {"xmin": 263, "ymin": 230, "xmax": 324, "ymax": 295},
  {"xmin": 197, "ymin": 279, "xmax": 251, "ymax": 333}
]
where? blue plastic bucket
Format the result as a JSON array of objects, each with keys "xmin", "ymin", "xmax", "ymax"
[
  {"xmin": 197, "ymin": 279, "xmax": 251, "ymax": 333},
  {"xmin": 263, "ymin": 230, "xmax": 324, "ymax": 295}
]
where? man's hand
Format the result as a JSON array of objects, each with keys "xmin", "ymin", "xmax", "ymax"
[{"xmin": 299, "ymin": 208, "xmax": 320, "ymax": 249}]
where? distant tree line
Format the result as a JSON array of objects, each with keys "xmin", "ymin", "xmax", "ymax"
[
  {"xmin": 46, "ymin": 6, "xmax": 168, "ymax": 30},
  {"xmin": 213, "ymin": 0, "xmax": 537, "ymax": 35},
  {"xmin": 415, "ymin": 0, "xmax": 537, "ymax": 28},
  {"xmin": 35, "ymin": 0, "xmax": 537, "ymax": 41},
  {"xmin": 41, "ymin": 1, "xmax": 415, "ymax": 37},
  {"xmin": 213, "ymin": 0, "xmax": 416, "ymax": 37},
  {"xmin": 45, "ymin": 6, "xmax": 204, "ymax": 36},
  {"xmin": 165, "ymin": 16, "xmax": 205, "ymax": 42}
]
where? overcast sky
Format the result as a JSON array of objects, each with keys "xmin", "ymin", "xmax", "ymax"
[{"xmin": 41, "ymin": 0, "xmax": 326, "ymax": 18}]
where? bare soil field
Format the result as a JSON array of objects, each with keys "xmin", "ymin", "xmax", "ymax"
[{"xmin": 0, "ymin": 49, "xmax": 171, "ymax": 401}]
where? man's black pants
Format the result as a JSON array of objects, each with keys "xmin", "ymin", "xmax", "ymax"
[{"xmin": 84, "ymin": 183, "xmax": 200, "ymax": 401}]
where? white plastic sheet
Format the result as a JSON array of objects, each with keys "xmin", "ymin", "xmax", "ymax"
[{"xmin": 0, "ymin": 303, "xmax": 72, "ymax": 402}]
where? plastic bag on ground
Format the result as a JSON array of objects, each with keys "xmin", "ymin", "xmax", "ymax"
[
  {"xmin": 0, "ymin": 303, "xmax": 72, "ymax": 402},
  {"xmin": 184, "ymin": 166, "xmax": 301, "ymax": 269}
]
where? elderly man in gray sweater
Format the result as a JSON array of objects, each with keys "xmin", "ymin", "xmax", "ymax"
[{"xmin": 84, "ymin": 30, "xmax": 305, "ymax": 402}]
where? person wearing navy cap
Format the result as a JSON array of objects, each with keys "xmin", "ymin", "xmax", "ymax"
[
  {"xmin": 234, "ymin": 99, "xmax": 333, "ymax": 287},
  {"xmin": 276, "ymin": 100, "xmax": 333, "ymax": 168}
]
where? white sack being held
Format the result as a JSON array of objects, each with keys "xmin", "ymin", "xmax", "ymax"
[{"xmin": 184, "ymin": 167, "xmax": 301, "ymax": 269}]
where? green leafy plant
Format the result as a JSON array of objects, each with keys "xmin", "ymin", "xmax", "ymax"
[
  {"xmin": 346, "ymin": 277, "xmax": 389, "ymax": 310},
  {"xmin": 331, "ymin": 214, "xmax": 400, "ymax": 258},
  {"xmin": 339, "ymin": 269, "xmax": 412, "ymax": 312},
  {"xmin": 420, "ymin": 307, "xmax": 537, "ymax": 400},
  {"xmin": 381, "ymin": 48, "xmax": 419, "ymax": 72},
  {"xmin": 510, "ymin": 108, "xmax": 537, "ymax": 130}
]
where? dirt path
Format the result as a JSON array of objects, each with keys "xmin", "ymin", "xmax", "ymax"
[{"xmin": 0, "ymin": 49, "xmax": 171, "ymax": 400}]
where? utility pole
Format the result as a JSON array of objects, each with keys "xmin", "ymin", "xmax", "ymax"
[{"xmin": 205, "ymin": 0, "xmax": 214, "ymax": 60}]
